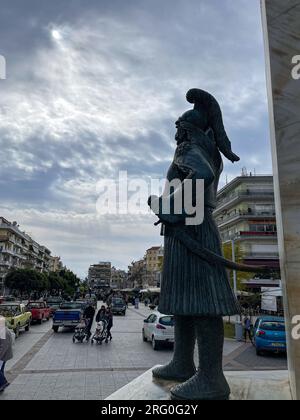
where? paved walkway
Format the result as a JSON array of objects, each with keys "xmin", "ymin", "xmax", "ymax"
[{"xmin": 0, "ymin": 304, "xmax": 287, "ymax": 400}]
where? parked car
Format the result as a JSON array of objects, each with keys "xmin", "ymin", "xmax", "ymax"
[
  {"xmin": 142, "ymin": 312, "xmax": 174, "ymax": 350},
  {"xmin": 111, "ymin": 297, "xmax": 126, "ymax": 316},
  {"xmin": 253, "ymin": 316, "xmax": 286, "ymax": 356},
  {"xmin": 27, "ymin": 301, "xmax": 52, "ymax": 324},
  {"xmin": 46, "ymin": 297, "xmax": 63, "ymax": 317},
  {"xmin": 0, "ymin": 303, "xmax": 32, "ymax": 338},
  {"xmin": 52, "ymin": 302, "xmax": 84, "ymax": 333}
]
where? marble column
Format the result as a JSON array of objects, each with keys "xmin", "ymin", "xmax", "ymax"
[{"xmin": 261, "ymin": 0, "xmax": 300, "ymax": 400}]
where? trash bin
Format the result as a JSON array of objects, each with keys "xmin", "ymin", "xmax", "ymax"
[{"xmin": 235, "ymin": 321, "xmax": 244, "ymax": 341}]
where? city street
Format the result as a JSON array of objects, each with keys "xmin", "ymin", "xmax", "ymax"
[{"xmin": 0, "ymin": 303, "xmax": 287, "ymax": 400}]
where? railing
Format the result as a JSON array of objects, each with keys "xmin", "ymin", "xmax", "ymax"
[
  {"xmin": 217, "ymin": 190, "xmax": 274, "ymax": 208},
  {"xmin": 216, "ymin": 211, "xmax": 276, "ymax": 225},
  {"xmin": 221, "ymin": 231, "xmax": 277, "ymax": 241},
  {"xmin": 244, "ymin": 253, "xmax": 279, "ymax": 259},
  {"xmin": 239, "ymin": 231, "xmax": 277, "ymax": 237}
]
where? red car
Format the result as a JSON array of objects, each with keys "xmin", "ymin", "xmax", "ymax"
[{"xmin": 27, "ymin": 301, "xmax": 51, "ymax": 324}]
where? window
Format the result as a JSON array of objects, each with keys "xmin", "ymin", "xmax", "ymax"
[
  {"xmin": 250, "ymin": 224, "xmax": 276, "ymax": 233},
  {"xmin": 159, "ymin": 316, "xmax": 174, "ymax": 326},
  {"xmin": 260, "ymin": 321, "xmax": 285, "ymax": 332},
  {"xmin": 148, "ymin": 314, "xmax": 157, "ymax": 323}
]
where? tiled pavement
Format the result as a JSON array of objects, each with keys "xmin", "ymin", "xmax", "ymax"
[{"xmin": 0, "ymin": 304, "xmax": 287, "ymax": 400}]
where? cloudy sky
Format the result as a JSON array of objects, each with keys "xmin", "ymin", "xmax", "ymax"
[{"xmin": 0, "ymin": 0, "xmax": 271, "ymax": 278}]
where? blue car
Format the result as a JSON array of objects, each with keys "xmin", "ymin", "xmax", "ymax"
[{"xmin": 253, "ymin": 316, "xmax": 286, "ymax": 356}]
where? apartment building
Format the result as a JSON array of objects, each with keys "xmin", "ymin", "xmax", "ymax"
[
  {"xmin": 111, "ymin": 267, "xmax": 128, "ymax": 290},
  {"xmin": 214, "ymin": 175, "xmax": 279, "ymax": 280},
  {"xmin": 0, "ymin": 217, "xmax": 56, "ymax": 292},
  {"xmin": 144, "ymin": 246, "xmax": 164, "ymax": 288},
  {"xmin": 88, "ymin": 261, "xmax": 112, "ymax": 291},
  {"xmin": 49, "ymin": 256, "xmax": 63, "ymax": 273}
]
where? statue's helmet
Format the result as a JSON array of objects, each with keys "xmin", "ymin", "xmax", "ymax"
[{"xmin": 185, "ymin": 88, "xmax": 239, "ymax": 162}]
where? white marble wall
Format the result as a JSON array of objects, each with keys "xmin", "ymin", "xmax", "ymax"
[{"xmin": 261, "ymin": 0, "xmax": 300, "ymax": 400}]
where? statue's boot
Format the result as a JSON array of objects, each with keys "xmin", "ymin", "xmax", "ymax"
[
  {"xmin": 152, "ymin": 316, "xmax": 196, "ymax": 382},
  {"xmin": 170, "ymin": 316, "xmax": 230, "ymax": 400}
]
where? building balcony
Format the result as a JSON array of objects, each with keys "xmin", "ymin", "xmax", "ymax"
[
  {"xmin": 239, "ymin": 231, "xmax": 277, "ymax": 238},
  {"xmin": 0, "ymin": 249, "xmax": 27, "ymax": 259},
  {"xmin": 0, "ymin": 261, "xmax": 11, "ymax": 267},
  {"xmin": 244, "ymin": 252, "xmax": 279, "ymax": 259},
  {"xmin": 222, "ymin": 231, "xmax": 277, "ymax": 242},
  {"xmin": 215, "ymin": 190, "xmax": 275, "ymax": 214},
  {"xmin": 216, "ymin": 211, "xmax": 276, "ymax": 228}
]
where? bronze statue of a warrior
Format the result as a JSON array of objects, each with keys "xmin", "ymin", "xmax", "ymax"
[{"xmin": 148, "ymin": 89, "xmax": 265, "ymax": 401}]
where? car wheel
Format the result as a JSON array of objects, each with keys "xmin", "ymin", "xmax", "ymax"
[
  {"xmin": 152, "ymin": 336, "xmax": 160, "ymax": 351},
  {"xmin": 53, "ymin": 326, "xmax": 59, "ymax": 333},
  {"xmin": 25, "ymin": 322, "xmax": 30, "ymax": 332},
  {"xmin": 256, "ymin": 349, "xmax": 263, "ymax": 356},
  {"xmin": 38, "ymin": 319, "xmax": 42, "ymax": 325},
  {"xmin": 142, "ymin": 329, "xmax": 147, "ymax": 342}
]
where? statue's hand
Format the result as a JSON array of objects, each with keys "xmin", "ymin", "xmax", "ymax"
[
  {"xmin": 148, "ymin": 195, "xmax": 160, "ymax": 213},
  {"xmin": 224, "ymin": 151, "xmax": 240, "ymax": 163}
]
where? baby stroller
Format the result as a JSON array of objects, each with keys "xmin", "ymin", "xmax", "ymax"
[
  {"xmin": 72, "ymin": 318, "xmax": 90, "ymax": 343},
  {"xmin": 91, "ymin": 319, "xmax": 108, "ymax": 345}
]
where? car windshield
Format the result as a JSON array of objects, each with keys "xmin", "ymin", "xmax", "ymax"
[
  {"xmin": 27, "ymin": 303, "xmax": 44, "ymax": 309},
  {"xmin": 0, "ymin": 305, "xmax": 19, "ymax": 316},
  {"xmin": 260, "ymin": 321, "xmax": 285, "ymax": 331},
  {"xmin": 59, "ymin": 303, "xmax": 83, "ymax": 310},
  {"xmin": 159, "ymin": 316, "xmax": 174, "ymax": 326},
  {"xmin": 113, "ymin": 299, "xmax": 124, "ymax": 304}
]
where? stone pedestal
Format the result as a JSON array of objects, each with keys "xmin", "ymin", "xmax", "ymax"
[
  {"xmin": 106, "ymin": 367, "xmax": 291, "ymax": 401},
  {"xmin": 261, "ymin": 0, "xmax": 300, "ymax": 400}
]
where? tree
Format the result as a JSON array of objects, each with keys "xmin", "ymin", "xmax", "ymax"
[
  {"xmin": 58, "ymin": 269, "xmax": 81, "ymax": 296},
  {"xmin": 48, "ymin": 272, "xmax": 66, "ymax": 293},
  {"xmin": 5, "ymin": 269, "xmax": 49, "ymax": 297},
  {"xmin": 222, "ymin": 242, "xmax": 253, "ymax": 291}
]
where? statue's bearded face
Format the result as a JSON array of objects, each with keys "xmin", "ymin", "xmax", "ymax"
[
  {"xmin": 175, "ymin": 110, "xmax": 202, "ymax": 144},
  {"xmin": 175, "ymin": 117, "xmax": 187, "ymax": 143}
]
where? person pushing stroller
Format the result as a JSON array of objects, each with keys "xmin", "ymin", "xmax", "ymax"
[
  {"xmin": 91, "ymin": 306, "xmax": 113, "ymax": 344},
  {"xmin": 105, "ymin": 307, "xmax": 113, "ymax": 342},
  {"xmin": 91, "ymin": 306, "xmax": 108, "ymax": 345},
  {"xmin": 83, "ymin": 302, "xmax": 96, "ymax": 339}
]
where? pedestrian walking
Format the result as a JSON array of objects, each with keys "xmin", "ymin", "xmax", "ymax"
[
  {"xmin": 244, "ymin": 317, "xmax": 252, "ymax": 343},
  {"xmin": 0, "ymin": 316, "xmax": 13, "ymax": 393},
  {"xmin": 83, "ymin": 302, "xmax": 95, "ymax": 338},
  {"xmin": 96, "ymin": 305, "xmax": 106, "ymax": 323},
  {"xmin": 105, "ymin": 307, "xmax": 113, "ymax": 342},
  {"xmin": 134, "ymin": 296, "xmax": 139, "ymax": 309}
]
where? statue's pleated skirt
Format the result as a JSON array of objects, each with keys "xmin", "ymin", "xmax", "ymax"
[{"xmin": 159, "ymin": 210, "xmax": 240, "ymax": 317}]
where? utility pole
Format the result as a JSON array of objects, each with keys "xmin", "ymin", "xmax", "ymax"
[{"xmin": 232, "ymin": 238, "xmax": 243, "ymax": 341}]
